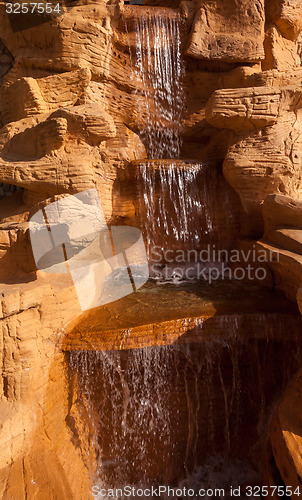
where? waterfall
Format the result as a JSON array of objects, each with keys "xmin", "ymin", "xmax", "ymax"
[
  {"xmin": 68, "ymin": 312, "xmax": 302, "ymax": 495},
  {"xmin": 137, "ymin": 160, "xmax": 235, "ymax": 267},
  {"xmin": 69, "ymin": 346, "xmax": 176, "ymax": 487},
  {"xmin": 139, "ymin": 161, "xmax": 214, "ymax": 249},
  {"xmin": 128, "ymin": 9, "xmax": 185, "ymax": 158}
]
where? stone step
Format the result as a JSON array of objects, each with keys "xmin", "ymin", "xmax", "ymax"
[
  {"xmin": 119, "ymin": 5, "xmax": 182, "ymax": 34},
  {"xmin": 264, "ymin": 228, "xmax": 302, "ymax": 255},
  {"xmin": 257, "ymin": 239, "xmax": 302, "ymax": 302},
  {"xmin": 62, "ymin": 281, "xmax": 300, "ymax": 351}
]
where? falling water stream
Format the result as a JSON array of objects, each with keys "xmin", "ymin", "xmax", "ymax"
[
  {"xmin": 139, "ymin": 161, "xmax": 214, "ymax": 250},
  {"xmin": 137, "ymin": 160, "xmax": 235, "ymax": 264},
  {"xmin": 68, "ymin": 312, "xmax": 302, "ymax": 497},
  {"xmin": 128, "ymin": 7, "xmax": 185, "ymax": 158}
]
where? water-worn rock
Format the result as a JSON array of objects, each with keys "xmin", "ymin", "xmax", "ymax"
[
  {"xmin": 258, "ymin": 194, "xmax": 302, "ymax": 301},
  {"xmin": 0, "ymin": 68, "xmax": 91, "ymax": 125},
  {"xmin": 262, "ymin": 194, "xmax": 302, "ymax": 231},
  {"xmin": 0, "ymin": 275, "xmax": 91, "ymax": 499},
  {"xmin": 206, "ymin": 87, "xmax": 282, "ymax": 130},
  {"xmin": 263, "ymin": 26, "xmax": 300, "ymax": 71}
]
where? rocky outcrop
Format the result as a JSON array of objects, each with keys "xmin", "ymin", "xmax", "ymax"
[
  {"xmin": 186, "ymin": 0, "xmax": 265, "ymax": 63},
  {"xmin": 256, "ymin": 194, "xmax": 302, "ymax": 302},
  {"xmin": 0, "ymin": 275, "xmax": 91, "ymax": 499},
  {"xmin": 0, "ymin": 68, "xmax": 91, "ymax": 125},
  {"xmin": 256, "ymin": 196, "xmax": 302, "ymax": 490},
  {"xmin": 268, "ymin": 0, "xmax": 302, "ymax": 42},
  {"xmin": 0, "ymin": 41, "xmax": 13, "ymax": 89},
  {"xmin": 205, "ymin": 82, "xmax": 302, "ymax": 219}
]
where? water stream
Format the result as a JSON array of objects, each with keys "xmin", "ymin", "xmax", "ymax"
[
  {"xmin": 137, "ymin": 160, "xmax": 235, "ymax": 262},
  {"xmin": 128, "ymin": 8, "xmax": 185, "ymax": 158},
  {"xmin": 68, "ymin": 312, "xmax": 302, "ymax": 497}
]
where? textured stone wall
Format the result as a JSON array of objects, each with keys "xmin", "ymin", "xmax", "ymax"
[
  {"xmin": 0, "ymin": 0, "xmax": 301, "ymax": 496},
  {"xmin": 0, "ymin": 39, "xmax": 13, "ymax": 85}
]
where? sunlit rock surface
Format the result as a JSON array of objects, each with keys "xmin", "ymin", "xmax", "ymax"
[{"xmin": 0, "ymin": 0, "xmax": 301, "ymax": 496}]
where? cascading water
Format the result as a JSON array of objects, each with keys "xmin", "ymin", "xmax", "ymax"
[
  {"xmin": 65, "ymin": 4, "xmax": 302, "ymax": 498},
  {"xmin": 68, "ymin": 312, "xmax": 302, "ymax": 497},
  {"xmin": 139, "ymin": 161, "xmax": 214, "ymax": 250},
  {"xmin": 124, "ymin": 7, "xmax": 236, "ymax": 275},
  {"xmin": 137, "ymin": 160, "xmax": 235, "ymax": 264},
  {"xmin": 127, "ymin": 8, "xmax": 185, "ymax": 158}
]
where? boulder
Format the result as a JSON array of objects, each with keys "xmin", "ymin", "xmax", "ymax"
[
  {"xmin": 186, "ymin": 0, "xmax": 265, "ymax": 63},
  {"xmin": 268, "ymin": 0, "xmax": 302, "ymax": 41},
  {"xmin": 0, "ymin": 69, "xmax": 91, "ymax": 125},
  {"xmin": 262, "ymin": 194, "xmax": 302, "ymax": 232}
]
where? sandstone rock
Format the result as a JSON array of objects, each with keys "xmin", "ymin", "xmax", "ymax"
[
  {"xmin": 264, "ymin": 229, "xmax": 302, "ymax": 255},
  {"xmin": 206, "ymin": 85, "xmax": 302, "ymax": 130},
  {"xmin": 268, "ymin": 0, "xmax": 302, "ymax": 41},
  {"xmin": 51, "ymin": 104, "xmax": 116, "ymax": 145},
  {"xmin": 0, "ymin": 274, "xmax": 91, "ymax": 498},
  {"xmin": 0, "ymin": 68, "xmax": 91, "ymax": 125},
  {"xmin": 0, "ymin": 4, "xmax": 115, "ymax": 78},
  {"xmin": 245, "ymin": 67, "xmax": 302, "ymax": 88},
  {"xmin": 0, "ymin": 40, "xmax": 13, "ymax": 89},
  {"xmin": 222, "ymin": 112, "xmax": 302, "ymax": 218},
  {"xmin": 257, "ymin": 240, "xmax": 302, "ymax": 302},
  {"xmin": 271, "ymin": 369, "xmax": 302, "ymax": 490},
  {"xmin": 257, "ymin": 194, "xmax": 302, "ymax": 311},
  {"xmin": 262, "ymin": 194, "xmax": 302, "ymax": 231},
  {"xmin": 0, "ymin": 105, "xmax": 116, "ymax": 198},
  {"xmin": 206, "ymin": 87, "xmax": 282, "ymax": 130},
  {"xmin": 180, "ymin": 0, "xmax": 200, "ymax": 28},
  {"xmin": 205, "ymin": 78, "xmax": 302, "ymax": 221},
  {"xmin": 186, "ymin": 0, "xmax": 265, "ymax": 63},
  {"xmin": 298, "ymin": 32, "xmax": 302, "ymax": 65},
  {"xmin": 263, "ymin": 26, "xmax": 300, "ymax": 71}
]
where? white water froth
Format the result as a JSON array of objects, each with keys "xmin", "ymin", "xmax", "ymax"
[{"xmin": 94, "ymin": 456, "xmax": 260, "ymax": 499}]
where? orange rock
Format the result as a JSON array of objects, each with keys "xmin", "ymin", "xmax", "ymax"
[{"xmin": 186, "ymin": 0, "xmax": 265, "ymax": 63}]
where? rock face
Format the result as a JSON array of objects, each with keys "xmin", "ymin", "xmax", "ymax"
[
  {"xmin": 0, "ymin": 276, "xmax": 91, "ymax": 499},
  {"xmin": 268, "ymin": 0, "xmax": 302, "ymax": 42},
  {"xmin": 271, "ymin": 369, "xmax": 302, "ymax": 489},
  {"xmin": 0, "ymin": 0, "xmax": 302, "ymax": 496},
  {"xmin": 186, "ymin": 0, "xmax": 265, "ymax": 63},
  {"xmin": 206, "ymin": 83, "xmax": 302, "ymax": 218}
]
